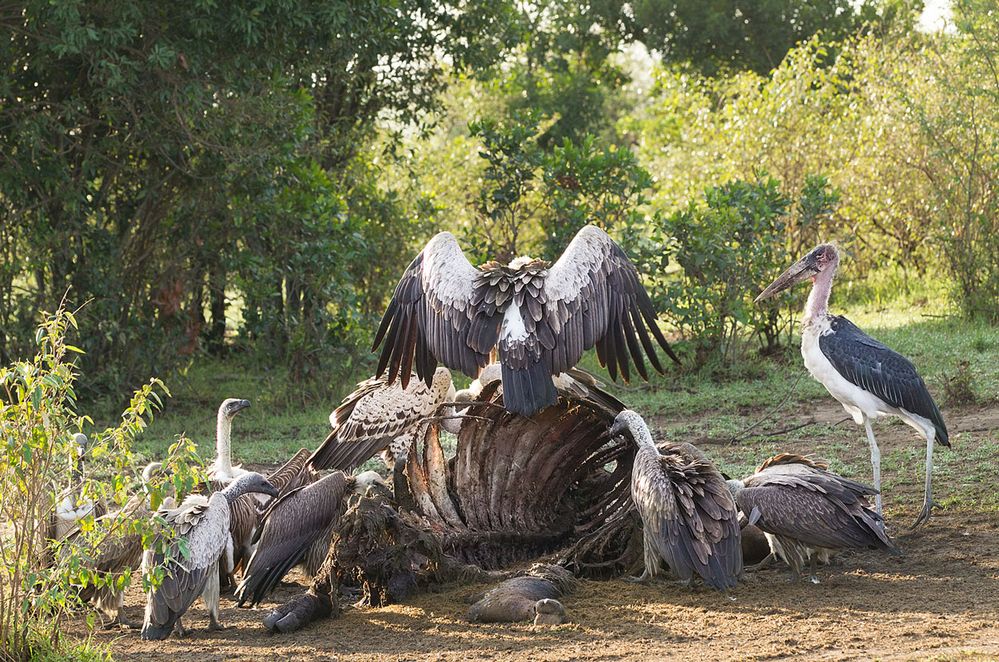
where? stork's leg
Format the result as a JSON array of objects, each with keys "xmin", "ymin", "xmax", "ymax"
[
  {"xmin": 863, "ymin": 416, "xmax": 883, "ymax": 515},
  {"xmin": 911, "ymin": 431, "xmax": 937, "ymax": 529}
]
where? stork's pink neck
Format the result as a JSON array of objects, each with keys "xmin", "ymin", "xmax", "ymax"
[{"xmin": 804, "ymin": 263, "xmax": 837, "ymax": 322}]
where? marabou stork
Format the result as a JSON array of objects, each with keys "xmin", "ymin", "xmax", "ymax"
[
  {"xmin": 373, "ymin": 225, "xmax": 679, "ymax": 417},
  {"xmin": 756, "ymin": 244, "xmax": 949, "ymax": 527}
]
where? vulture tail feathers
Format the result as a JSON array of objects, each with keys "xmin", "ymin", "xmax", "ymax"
[{"xmin": 500, "ymin": 360, "xmax": 557, "ymax": 417}]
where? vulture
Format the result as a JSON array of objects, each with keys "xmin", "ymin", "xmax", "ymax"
[
  {"xmin": 725, "ymin": 454, "xmax": 898, "ymax": 583},
  {"xmin": 140, "ymin": 472, "xmax": 278, "ymax": 640},
  {"xmin": 51, "ymin": 433, "xmax": 104, "ymax": 543},
  {"xmin": 374, "ymin": 225, "xmax": 679, "ymax": 417},
  {"xmin": 307, "ymin": 367, "xmax": 455, "ymax": 494},
  {"xmin": 234, "ymin": 471, "xmax": 385, "ymax": 607},
  {"xmin": 223, "ymin": 447, "xmax": 316, "ymax": 585},
  {"xmin": 609, "ymin": 410, "xmax": 742, "ymax": 591},
  {"xmin": 756, "ymin": 243, "xmax": 948, "ymax": 527},
  {"xmin": 205, "ymin": 398, "xmax": 315, "ymax": 584},
  {"xmin": 71, "ymin": 462, "xmax": 170, "ymax": 628},
  {"xmin": 207, "ymin": 398, "xmax": 251, "ymax": 484}
]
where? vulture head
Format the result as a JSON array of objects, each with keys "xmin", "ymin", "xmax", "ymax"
[
  {"xmin": 72, "ymin": 432, "xmax": 90, "ymax": 458},
  {"xmin": 756, "ymin": 243, "xmax": 840, "ymax": 302},
  {"xmin": 224, "ymin": 471, "xmax": 278, "ymax": 502},
  {"xmin": 218, "ymin": 398, "xmax": 251, "ymax": 420},
  {"xmin": 533, "ymin": 598, "xmax": 567, "ymax": 625},
  {"xmin": 608, "ymin": 409, "xmax": 651, "ymax": 447}
]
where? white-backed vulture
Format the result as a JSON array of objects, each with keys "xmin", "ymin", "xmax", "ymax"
[
  {"xmin": 51, "ymin": 433, "xmax": 104, "ymax": 543},
  {"xmin": 726, "ymin": 453, "xmax": 898, "ymax": 583},
  {"xmin": 72, "ymin": 462, "xmax": 170, "ymax": 628},
  {"xmin": 609, "ymin": 410, "xmax": 742, "ymax": 591},
  {"xmin": 373, "ymin": 225, "xmax": 679, "ymax": 417},
  {"xmin": 234, "ymin": 471, "xmax": 385, "ymax": 607},
  {"xmin": 307, "ymin": 367, "xmax": 455, "ymax": 492},
  {"xmin": 140, "ymin": 472, "xmax": 278, "ymax": 640},
  {"xmin": 207, "ymin": 398, "xmax": 251, "ymax": 483}
]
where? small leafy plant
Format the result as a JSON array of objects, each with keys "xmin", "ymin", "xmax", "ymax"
[{"xmin": 0, "ymin": 305, "xmax": 202, "ymax": 659}]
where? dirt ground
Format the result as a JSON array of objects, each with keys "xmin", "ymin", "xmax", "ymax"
[{"xmin": 79, "ymin": 405, "xmax": 999, "ymax": 661}]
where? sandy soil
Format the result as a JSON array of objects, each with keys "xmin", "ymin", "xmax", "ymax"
[{"xmin": 78, "ymin": 406, "xmax": 999, "ymax": 661}]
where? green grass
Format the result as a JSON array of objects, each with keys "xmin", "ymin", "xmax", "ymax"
[{"xmin": 130, "ymin": 297, "xmax": 999, "ymax": 513}]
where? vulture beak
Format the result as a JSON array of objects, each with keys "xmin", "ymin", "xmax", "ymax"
[
  {"xmin": 231, "ymin": 399, "xmax": 251, "ymax": 415},
  {"xmin": 608, "ymin": 419, "xmax": 630, "ymax": 440},
  {"xmin": 259, "ymin": 479, "xmax": 279, "ymax": 498},
  {"xmin": 755, "ymin": 253, "xmax": 820, "ymax": 303}
]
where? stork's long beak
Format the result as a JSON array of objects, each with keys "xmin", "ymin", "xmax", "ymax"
[{"xmin": 755, "ymin": 254, "xmax": 820, "ymax": 303}]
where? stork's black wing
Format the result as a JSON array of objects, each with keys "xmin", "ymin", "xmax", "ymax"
[
  {"xmin": 373, "ymin": 232, "xmax": 498, "ymax": 388},
  {"xmin": 819, "ymin": 316, "xmax": 948, "ymax": 446},
  {"xmin": 542, "ymin": 226, "xmax": 679, "ymax": 382}
]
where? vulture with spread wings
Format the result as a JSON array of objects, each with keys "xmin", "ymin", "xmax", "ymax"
[{"xmin": 374, "ymin": 225, "xmax": 678, "ymax": 416}]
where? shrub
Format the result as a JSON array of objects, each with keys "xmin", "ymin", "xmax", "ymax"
[
  {"xmin": 654, "ymin": 175, "xmax": 835, "ymax": 366},
  {"xmin": 0, "ymin": 306, "xmax": 200, "ymax": 659}
]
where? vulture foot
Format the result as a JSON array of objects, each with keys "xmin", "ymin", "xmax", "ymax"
[
  {"xmin": 625, "ymin": 571, "xmax": 652, "ymax": 585},
  {"xmin": 745, "ymin": 553, "xmax": 776, "ymax": 573},
  {"xmin": 208, "ymin": 617, "xmax": 228, "ymax": 631},
  {"xmin": 173, "ymin": 619, "xmax": 189, "ymax": 638},
  {"xmin": 263, "ymin": 591, "xmax": 336, "ymax": 634},
  {"xmin": 102, "ymin": 614, "xmax": 139, "ymax": 630}
]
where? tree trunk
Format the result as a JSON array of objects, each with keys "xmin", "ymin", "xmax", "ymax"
[{"xmin": 208, "ymin": 261, "xmax": 226, "ymax": 355}]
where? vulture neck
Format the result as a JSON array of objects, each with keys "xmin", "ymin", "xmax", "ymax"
[
  {"xmin": 215, "ymin": 412, "xmax": 235, "ymax": 475},
  {"xmin": 221, "ymin": 476, "xmax": 252, "ymax": 503},
  {"xmin": 631, "ymin": 425, "xmax": 656, "ymax": 452},
  {"xmin": 804, "ymin": 262, "xmax": 837, "ymax": 324}
]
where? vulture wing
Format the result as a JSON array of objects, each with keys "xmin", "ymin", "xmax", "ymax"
[
  {"xmin": 820, "ymin": 315, "xmax": 948, "ymax": 445},
  {"xmin": 373, "ymin": 232, "xmax": 497, "ymax": 388},
  {"xmin": 268, "ymin": 448, "xmax": 315, "ymax": 497},
  {"xmin": 740, "ymin": 461, "xmax": 896, "ymax": 552},
  {"xmin": 633, "ymin": 443, "xmax": 742, "ymax": 590},
  {"xmin": 235, "ymin": 472, "xmax": 353, "ymax": 607},
  {"xmin": 141, "ymin": 495, "xmax": 228, "ymax": 640},
  {"xmin": 543, "ymin": 226, "xmax": 679, "ymax": 383},
  {"xmin": 307, "ymin": 375, "xmax": 440, "ymax": 472}
]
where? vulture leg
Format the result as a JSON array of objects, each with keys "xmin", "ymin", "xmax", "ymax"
[
  {"xmin": 862, "ymin": 416, "xmax": 883, "ymax": 515},
  {"xmin": 203, "ymin": 561, "xmax": 226, "ymax": 631},
  {"xmin": 807, "ymin": 554, "xmax": 820, "ymax": 585},
  {"xmin": 911, "ymin": 429, "xmax": 937, "ymax": 529},
  {"xmin": 745, "ymin": 553, "xmax": 776, "ymax": 573},
  {"xmin": 173, "ymin": 618, "xmax": 188, "ymax": 638},
  {"xmin": 625, "ymin": 569, "xmax": 652, "ymax": 584}
]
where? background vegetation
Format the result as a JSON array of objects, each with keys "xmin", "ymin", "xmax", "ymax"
[
  {"xmin": 3, "ymin": 0, "xmax": 996, "ymax": 408},
  {"xmin": 1, "ymin": 0, "xmax": 998, "ymax": 657}
]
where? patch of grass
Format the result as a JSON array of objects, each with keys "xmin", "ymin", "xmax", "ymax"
[{"xmin": 121, "ymin": 296, "xmax": 997, "ymax": 515}]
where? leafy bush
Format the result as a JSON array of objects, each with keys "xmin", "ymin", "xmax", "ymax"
[
  {"xmin": 0, "ymin": 307, "xmax": 201, "ymax": 659},
  {"xmin": 654, "ymin": 175, "xmax": 837, "ymax": 366}
]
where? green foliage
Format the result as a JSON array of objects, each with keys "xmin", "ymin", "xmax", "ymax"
[
  {"xmin": 627, "ymin": 0, "xmax": 911, "ymax": 76},
  {"xmin": 897, "ymin": 0, "xmax": 999, "ymax": 321},
  {"xmin": 540, "ymin": 137, "xmax": 653, "ymax": 261},
  {"xmin": 655, "ymin": 176, "xmax": 832, "ymax": 365},
  {"xmin": 0, "ymin": 0, "xmax": 517, "ymax": 401},
  {"xmin": 0, "ymin": 307, "xmax": 200, "ymax": 659}
]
